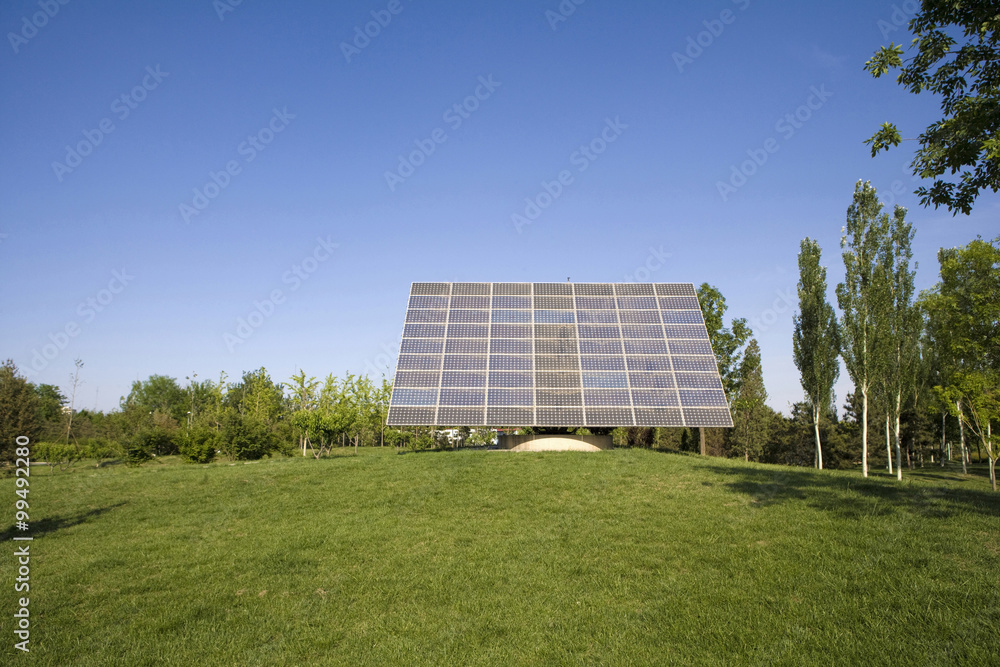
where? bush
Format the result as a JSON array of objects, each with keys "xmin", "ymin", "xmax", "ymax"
[
  {"xmin": 124, "ymin": 429, "xmax": 176, "ymax": 466},
  {"xmin": 81, "ymin": 437, "xmax": 124, "ymax": 462},
  {"xmin": 180, "ymin": 428, "xmax": 218, "ymax": 464},
  {"xmin": 33, "ymin": 442, "xmax": 82, "ymax": 469},
  {"xmin": 220, "ymin": 413, "xmax": 275, "ymax": 460}
]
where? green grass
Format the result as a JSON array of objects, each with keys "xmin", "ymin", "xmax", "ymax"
[{"xmin": 2, "ymin": 449, "xmax": 999, "ymax": 665}]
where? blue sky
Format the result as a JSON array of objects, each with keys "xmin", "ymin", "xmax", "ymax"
[{"xmin": 1, "ymin": 0, "xmax": 996, "ymax": 414}]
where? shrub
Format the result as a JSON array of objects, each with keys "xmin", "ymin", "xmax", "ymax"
[
  {"xmin": 179, "ymin": 428, "xmax": 218, "ymax": 464},
  {"xmin": 33, "ymin": 442, "xmax": 82, "ymax": 470},
  {"xmin": 81, "ymin": 437, "xmax": 124, "ymax": 462},
  {"xmin": 220, "ymin": 413, "xmax": 275, "ymax": 460}
]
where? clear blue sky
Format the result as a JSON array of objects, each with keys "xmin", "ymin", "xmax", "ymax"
[{"xmin": 1, "ymin": 0, "xmax": 996, "ymax": 414}]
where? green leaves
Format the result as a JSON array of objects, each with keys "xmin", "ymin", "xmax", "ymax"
[
  {"xmin": 864, "ymin": 123, "xmax": 902, "ymax": 157},
  {"xmin": 696, "ymin": 283, "xmax": 752, "ymax": 402},
  {"xmin": 865, "ymin": 2, "xmax": 999, "ymax": 214},
  {"xmin": 863, "ymin": 43, "xmax": 903, "ymax": 77},
  {"xmin": 793, "ymin": 237, "xmax": 840, "ymax": 420}
]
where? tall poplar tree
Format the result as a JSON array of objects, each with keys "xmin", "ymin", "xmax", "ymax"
[
  {"xmin": 793, "ymin": 238, "xmax": 840, "ymax": 470},
  {"xmin": 836, "ymin": 181, "xmax": 891, "ymax": 478},
  {"xmin": 874, "ymin": 207, "xmax": 920, "ymax": 480}
]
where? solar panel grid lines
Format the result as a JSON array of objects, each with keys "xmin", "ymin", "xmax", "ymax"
[{"xmin": 386, "ymin": 282, "xmax": 733, "ymax": 428}]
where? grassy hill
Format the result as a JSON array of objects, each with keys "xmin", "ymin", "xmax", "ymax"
[{"xmin": 3, "ymin": 449, "xmax": 998, "ymax": 665}]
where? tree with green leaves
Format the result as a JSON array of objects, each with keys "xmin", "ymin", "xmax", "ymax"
[
  {"xmin": 123, "ymin": 374, "xmax": 185, "ymax": 423},
  {"xmin": 0, "ymin": 360, "xmax": 41, "ymax": 461},
  {"xmin": 793, "ymin": 237, "xmax": 840, "ymax": 470},
  {"xmin": 864, "ymin": 2, "xmax": 999, "ymax": 215},
  {"xmin": 921, "ymin": 235, "xmax": 1000, "ymax": 489},
  {"xmin": 837, "ymin": 181, "xmax": 892, "ymax": 477},
  {"xmin": 730, "ymin": 339, "xmax": 770, "ymax": 462},
  {"xmin": 285, "ymin": 370, "xmax": 319, "ymax": 456},
  {"xmin": 872, "ymin": 206, "xmax": 921, "ymax": 481},
  {"xmin": 697, "ymin": 283, "xmax": 752, "ymax": 456}
]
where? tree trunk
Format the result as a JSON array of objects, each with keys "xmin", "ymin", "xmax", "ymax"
[
  {"xmin": 957, "ymin": 401, "xmax": 968, "ymax": 475},
  {"xmin": 941, "ymin": 412, "xmax": 947, "ymax": 468},
  {"xmin": 861, "ymin": 385, "xmax": 869, "ymax": 477},
  {"xmin": 988, "ymin": 423, "xmax": 995, "ymax": 491},
  {"xmin": 699, "ymin": 427, "xmax": 706, "ymax": 456},
  {"xmin": 885, "ymin": 413, "xmax": 893, "ymax": 475},
  {"xmin": 813, "ymin": 404, "xmax": 823, "ymax": 470},
  {"xmin": 894, "ymin": 395, "xmax": 902, "ymax": 481}
]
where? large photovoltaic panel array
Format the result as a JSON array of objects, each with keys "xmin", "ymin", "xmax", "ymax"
[{"xmin": 386, "ymin": 283, "xmax": 734, "ymax": 428}]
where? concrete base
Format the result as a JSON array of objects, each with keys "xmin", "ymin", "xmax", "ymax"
[{"xmin": 499, "ymin": 434, "xmax": 612, "ymax": 452}]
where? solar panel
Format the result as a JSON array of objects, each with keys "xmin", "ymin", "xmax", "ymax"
[{"xmin": 386, "ymin": 283, "xmax": 734, "ymax": 428}]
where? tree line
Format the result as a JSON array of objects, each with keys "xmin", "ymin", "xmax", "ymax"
[
  {"xmin": 659, "ymin": 181, "xmax": 996, "ymax": 489},
  {"xmin": 0, "ymin": 365, "xmax": 394, "ymax": 465}
]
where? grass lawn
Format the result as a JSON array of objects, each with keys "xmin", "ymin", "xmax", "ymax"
[{"xmin": 2, "ymin": 448, "xmax": 999, "ymax": 665}]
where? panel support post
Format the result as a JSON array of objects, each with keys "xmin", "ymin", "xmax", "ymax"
[{"xmin": 699, "ymin": 427, "xmax": 707, "ymax": 456}]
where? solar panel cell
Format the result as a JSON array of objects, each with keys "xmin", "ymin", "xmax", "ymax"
[
  {"xmin": 583, "ymin": 389, "xmax": 630, "ymax": 406},
  {"xmin": 488, "ymin": 371, "xmax": 533, "ymax": 387},
  {"xmin": 490, "ymin": 340, "xmax": 532, "ymax": 354},
  {"xmin": 634, "ymin": 407, "xmax": 684, "ymax": 426},
  {"xmin": 487, "ymin": 407, "xmax": 534, "ymax": 424},
  {"xmin": 535, "ymin": 355, "xmax": 579, "ymax": 371},
  {"xmin": 443, "ymin": 355, "xmax": 487, "ymax": 370},
  {"xmin": 534, "ymin": 296, "xmax": 574, "ymax": 309},
  {"xmin": 491, "ymin": 324, "xmax": 532, "ymax": 338},
  {"xmin": 411, "ymin": 283, "xmax": 450, "ymax": 295},
  {"xmin": 408, "ymin": 295, "xmax": 450, "ymax": 309},
  {"xmin": 401, "ymin": 339, "xmax": 445, "ymax": 354},
  {"xmin": 536, "ymin": 389, "xmax": 583, "ymax": 406},
  {"xmin": 445, "ymin": 339, "xmax": 489, "ymax": 354},
  {"xmin": 493, "ymin": 295, "xmax": 531, "ymax": 308},
  {"xmin": 450, "ymin": 296, "xmax": 489, "ymax": 309},
  {"xmin": 397, "ymin": 355, "xmax": 442, "ymax": 370},
  {"xmin": 632, "ymin": 389, "xmax": 679, "ymax": 407},
  {"xmin": 573, "ymin": 283, "xmax": 614, "ymax": 296},
  {"xmin": 628, "ymin": 372, "xmax": 675, "ymax": 388},
  {"xmin": 488, "ymin": 389, "xmax": 533, "ymax": 405},
  {"xmin": 449, "ymin": 310, "xmax": 489, "ymax": 323},
  {"xmin": 438, "ymin": 407, "xmax": 484, "ymax": 424},
  {"xmin": 585, "ymin": 408, "xmax": 635, "ymax": 426},
  {"xmin": 489, "ymin": 355, "xmax": 533, "ymax": 370},
  {"xmin": 580, "ymin": 356, "xmax": 626, "ymax": 371},
  {"xmin": 440, "ymin": 389, "xmax": 486, "ymax": 405}
]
